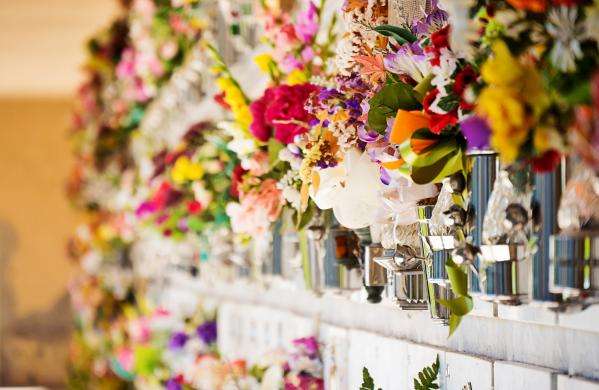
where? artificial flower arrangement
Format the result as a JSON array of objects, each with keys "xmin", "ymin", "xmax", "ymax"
[
  {"xmin": 458, "ymin": 0, "xmax": 598, "ymax": 171},
  {"xmin": 67, "ymin": 212, "xmax": 137, "ymax": 389},
  {"xmin": 135, "ymin": 121, "xmax": 238, "ymax": 242},
  {"xmin": 209, "ymin": 0, "xmax": 340, "ymax": 239},
  {"xmin": 68, "ymin": 0, "xmax": 207, "ymax": 211}
]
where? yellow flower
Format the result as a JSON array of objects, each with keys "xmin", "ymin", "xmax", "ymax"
[
  {"xmin": 171, "ymin": 156, "xmax": 204, "ymax": 184},
  {"xmin": 481, "ymin": 41, "xmax": 523, "ymax": 87},
  {"xmin": 331, "ymin": 109, "xmax": 350, "ymax": 123},
  {"xmin": 97, "ymin": 224, "xmax": 116, "ymax": 243},
  {"xmin": 216, "ymin": 77, "xmax": 253, "ymax": 131},
  {"xmin": 477, "ymin": 40, "xmax": 549, "ymax": 164},
  {"xmin": 254, "ymin": 54, "xmax": 274, "ymax": 73},
  {"xmin": 286, "ymin": 69, "xmax": 308, "ymax": 85}
]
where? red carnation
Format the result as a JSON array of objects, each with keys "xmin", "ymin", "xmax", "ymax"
[
  {"xmin": 249, "ymin": 83, "xmax": 319, "ymax": 144},
  {"xmin": 453, "ymin": 65, "xmax": 477, "ymax": 96}
]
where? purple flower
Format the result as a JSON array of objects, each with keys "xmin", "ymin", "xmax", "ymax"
[
  {"xmin": 461, "ymin": 115, "xmax": 491, "ymax": 151},
  {"xmin": 358, "ymin": 125, "xmax": 379, "ymax": 143},
  {"xmin": 165, "ymin": 378, "xmax": 182, "ymax": 390},
  {"xmin": 168, "ymin": 332, "xmax": 189, "ymax": 350},
  {"xmin": 196, "ymin": 320, "xmax": 217, "ymax": 345},
  {"xmin": 292, "ymin": 337, "xmax": 319, "ymax": 358},
  {"xmin": 380, "ymin": 168, "xmax": 392, "ymax": 186},
  {"xmin": 295, "ymin": 2, "xmax": 319, "ymax": 43}
]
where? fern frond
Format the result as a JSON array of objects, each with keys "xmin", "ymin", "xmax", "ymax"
[{"xmin": 413, "ymin": 355, "xmax": 440, "ymax": 390}]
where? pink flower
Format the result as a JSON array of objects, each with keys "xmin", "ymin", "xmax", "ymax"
[
  {"xmin": 116, "ymin": 48, "xmax": 136, "ymax": 79},
  {"xmin": 226, "ymin": 179, "xmax": 283, "ymax": 236},
  {"xmin": 249, "ymin": 84, "xmax": 319, "ymax": 144},
  {"xmin": 295, "ymin": 2, "xmax": 319, "ymax": 43},
  {"xmin": 116, "ymin": 348, "xmax": 135, "ymax": 372},
  {"xmin": 301, "ymin": 47, "xmax": 315, "ymax": 63},
  {"xmin": 242, "ymin": 150, "xmax": 270, "ymax": 176}
]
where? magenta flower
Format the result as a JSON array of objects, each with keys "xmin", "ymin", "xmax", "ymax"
[
  {"xmin": 249, "ymin": 84, "xmax": 319, "ymax": 144},
  {"xmin": 294, "ymin": 2, "xmax": 319, "ymax": 43}
]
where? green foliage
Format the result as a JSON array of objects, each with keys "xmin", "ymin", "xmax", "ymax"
[
  {"xmin": 368, "ymin": 82, "xmax": 421, "ymax": 133},
  {"xmin": 413, "ymin": 355, "xmax": 440, "ymax": 390},
  {"xmin": 373, "ymin": 24, "xmax": 417, "ymax": 45},
  {"xmin": 361, "ymin": 367, "xmax": 382, "ymax": 390},
  {"xmin": 438, "ymin": 259, "xmax": 474, "ymax": 336}
]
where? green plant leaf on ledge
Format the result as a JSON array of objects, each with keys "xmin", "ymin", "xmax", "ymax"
[
  {"xmin": 414, "ymin": 355, "xmax": 440, "ymax": 390},
  {"xmin": 361, "ymin": 367, "xmax": 382, "ymax": 390}
]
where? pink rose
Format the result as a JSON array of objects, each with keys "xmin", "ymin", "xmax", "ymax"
[{"xmin": 249, "ymin": 84, "xmax": 319, "ymax": 144}]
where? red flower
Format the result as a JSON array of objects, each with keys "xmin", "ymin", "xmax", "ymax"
[
  {"xmin": 453, "ymin": 65, "xmax": 477, "ymax": 96},
  {"xmin": 429, "ymin": 113, "xmax": 458, "ymax": 134},
  {"xmin": 249, "ymin": 83, "xmax": 319, "ymax": 144},
  {"xmin": 214, "ymin": 92, "xmax": 230, "ymax": 110},
  {"xmin": 423, "ymin": 88, "xmax": 459, "ymax": 134},
  {"xmin": 230, "ymin": 164, "xmax": 247, "ymax": 199},
  {"xmin": 531, "ymin": 150, "xmax": 562, "ymax": 173},
  {"xmin": 426, "ymin": 26, "xmax": 451, "ymax": 66},
  {"xmin": 187, "ymin": 200, "xmax": 203, "ymax": 215},
  {"xmin": 431, "ymin": 25, "xmax": 450, "ymax": 50}
]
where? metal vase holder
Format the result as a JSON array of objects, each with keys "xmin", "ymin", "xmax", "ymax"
[
  {"xmin": 467, "ymin": 150, "xmax": 499, "ymax": 294},
  {"xmin": 325, "ymin": 223, "xmax": 363, "ymax": 291},
  {"xmin": 479, "ymin": 244, "xmax": 529, "ymax": 305},
  {"xmin": 418, "ymin": 205, "xmax": 454, "ymax": 325},
  {"xmin": 301, "ymin": 217, "xmax": 362, "ymax": 294},
  {"xmin": 549, "ymin": 232, "xmax": 599, "ymax": 306},
  {"xmin": 355, "ymin": 227, "xmax": 388, "ymax": 303},
  {"xmin": 531, "ymin": 164, "xmax": 565, "ymax": 307},
  {"xmin": 374, "ymin": 247, "xmax": 429, "ymax": 310}
]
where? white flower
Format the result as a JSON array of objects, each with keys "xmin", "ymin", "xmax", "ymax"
[
  {"xmin": 547, "ymin": 7, "xmax": 584, "ymax": 73},
  {"xmin": 310, "ymin": 148, "xmax": 383, "ymax": 229},
  {"xmin": 431, "ymin": 48, "xmax": 457, "ymax": 92},
  {"xmin": 384, "ymin": 51, "xmax": 432, "ymax": 83},
  {"xmin": 439, "ymin": 0, "xmax": 477, "ymax": 59}
]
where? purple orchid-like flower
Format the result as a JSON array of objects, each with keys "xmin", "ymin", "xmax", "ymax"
[
  {"xmin": 461, "ymin": 115, "xmax": 491, "ymax": 151},
  {"xmin": 358, "ymin": 125, "xmax": 380, "ymax": 143},
  {"xmin": 196, "ymin": 320, "xmax": 217, "ymax": 345},
  {"xmin": 168, "ymin": 331, "xmax": 189, "ymax": 350},
  {"xmin": 412, "ymin": 0, "xmax": 448, "ymax": 35}
]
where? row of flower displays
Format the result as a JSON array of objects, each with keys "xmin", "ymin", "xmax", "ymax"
[{"xmin": 67, "ymin": 0, "xmax": 599, "ymax": 388}]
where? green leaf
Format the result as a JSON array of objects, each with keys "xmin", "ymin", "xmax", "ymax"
[
  {"xmin": 374, "ymin": 24, "xmax": 417, "ymax": 44},
  {"xmin": 438, "ymin": 296, "xmax": 473, "ymax": 317},
  {"xmin": 296, "ymin": 200, "xmax": 316, "ymax": 230},
  {"xmin": 267, "ymin": 138, "xmax": 284, "ymax": 166},
  {"xmin": 437, "ymin": 94, "xmax": 460, "ymax": 112},
  {"xmin": 448, "ymin": 313, "xmax": 463, "ymax": 337},
  {"xmin": 413, "ymin": 355, "xmax": 440, "ymax": 390},
  {"xmin": 446, "ymin": 258, "xmax": 469, "ymax": 296},
  {"xmin": 414, "ymin": 74, "xmax": 434, "ymax": 102},
  {"xmin": 368, "ymin": 82, "xmax": 421, "ymax": 133},
  {"xmin": 361, "ymin": 367, "xmax": 375, "ymax": 390}
]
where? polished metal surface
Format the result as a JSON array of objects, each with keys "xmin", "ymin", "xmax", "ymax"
[{"xmin": 468, "ymin": 151, "xmax": 499, "ymax": 293}]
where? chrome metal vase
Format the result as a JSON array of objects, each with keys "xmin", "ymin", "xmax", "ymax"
[
  {"xmin": 418, "ymin": 205, "xmax": 453, "ymax": 324},
  {"xmin": 467, "ymin": 150, "xmax": 499, "ymax": 293}
]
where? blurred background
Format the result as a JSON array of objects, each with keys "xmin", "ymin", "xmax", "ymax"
[{"xmin": 0, "ymin": 1, "xmax": 117, "ymax": 386}]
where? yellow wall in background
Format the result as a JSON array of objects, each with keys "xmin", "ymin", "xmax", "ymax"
[{"xmin": 0, "ymin": 98, "xmax": 81, "ymax": 386}]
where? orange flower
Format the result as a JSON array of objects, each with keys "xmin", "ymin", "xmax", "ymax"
[
  {"xmin": 390, "ymin": 110, "xmax": 431, "ymax": 144},
  {"xmin": 506, "ymin": 0, "xmax": 547, "ymax": 12}
]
